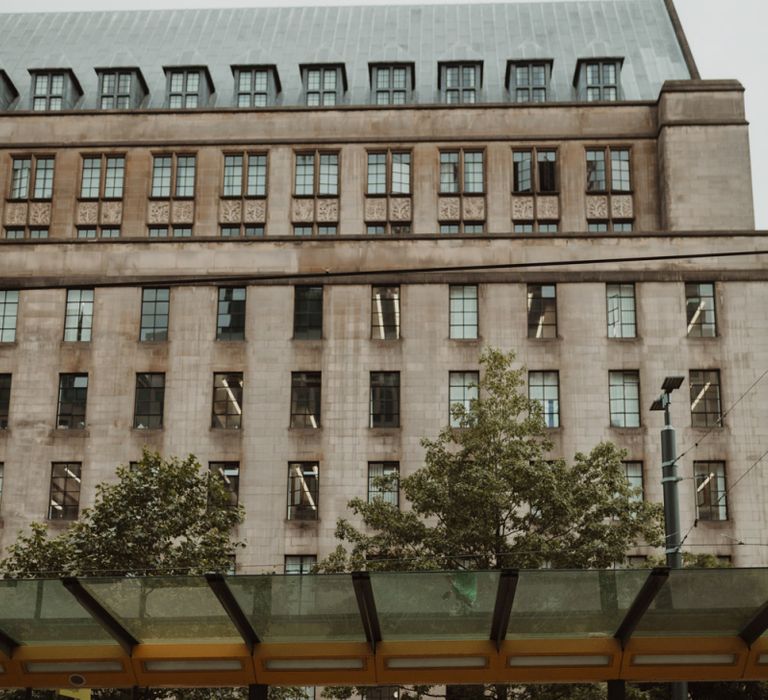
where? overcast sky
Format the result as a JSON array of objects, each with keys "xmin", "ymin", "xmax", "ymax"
[{"xmin": 1, "ymin": 0, "xmax": 766, "ymax": 228}]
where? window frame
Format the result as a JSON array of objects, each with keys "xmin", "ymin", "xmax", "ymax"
[
  {"xmin": 371, "ymin": 285, "xmax": 401, "ymax": 340},
  {"xmin": 579, "ymin": 59, "xmax": 622, "ymax": 102},
  {"xmin": 439, "ymin": 62, "xmax": 482, "ymax": 104},
  {"xmin": 689, "ymin": 369, "xmax": 723, "ymax": 428},
  {"xmin": 211, "ymin": 372, "xmax": 244, "ymax": 430},
  {"xmin": 512, "ymin": 148, "xmax": 558, "ymax": 194},
  {"xmin": 30, "ymin": 70, "xmax": 81, "ymax": 112},
  {"xmin": 293, "ymin": 286, "xmax": 323, "ymax": 340},
  {"xmin": 48, "ymin": 462, "xmax": 82, "ymax": 521},
  {"xmin": 623, "ymin": 461, "xmax": 644, "ymax": 502},
  {"xmin": 287, "ymin": 461, "xmax": 320, "ymax": 521},
  {"xmin": 301, "ymin": 64, "xmax": 346, "ymax": 107},
  {"xmin": 209, "ymin": 461, "xmax": 240, "ymax": 508},
  {"xmin": 231, "ymin": 65, "xmax": 280, "ymax": 108},
  {"xmin": 79, "ymin": 154, "xmax": 126, "ymax": 200},
  {"xmin": 449, "ymin": 284, "xmax": 479, "ymax": 340},
  {"xmin": 96, "ymin": 68, "xmax": 147, "ymax": 110},
  {"xmin": 528, "ymin": 370, "xmax": 560, "ymax": 428},
  {"xmin": 586, "ymin": 146, "xmax": 632, "ymax": 194},
  {"xmin": 216, "ymin": 287, "xmax": 247, "ymax": 341},
  {"xmin": 293, "ymin": 151, "xmax": 340, "ymax": 197},
  {"xmin": 133, "ymin": 372, "xmax": 166, "ymax": 430},
  {"xmin": 290, "ymin": 371, "xmax": 322, "ymax": 429},
  {"xmin": 609, "ymin": 370, "xmax": 641, "ymax": 428},
  {"xmin": 694, "ymin": 460, "xmax": 728, "ymax": 521},
  {"xmin": 685, "ymin": 282, "xmax": 717, "ymax": 338},
  {"xmin": 140, "ymin": 287, "xmax": 170, "ymax": 342},
  {"xmin": 164, "ymin": 67, "xmax": 212, "ymax": 109},
  {"xmin": 0, "ymin": 291, "xmax": 19, "ymax": 343},
  {"xmin": 368, "ymin": 461, "xmax": 400, "ymax": 506},
  {"xmin": 366, "ymin": 150, "xmax": 412, "ymax": 197},
  {"xmin": 449, "ymin": 370, "xmax": 479, "ymax": 428},
  {"xmin": 439, "ymin": 149, "xmax": 485, "ymax": 195},
  {"xmin": 150, "ymin": 153, "xmax": 197, "ymax": 199},
  {"xmin": 507, "ymin": 60, "xmax": 552, "ymax": 103},
  {"xmin": 56, "ymin": 373, "xmax": 89, "ymax": 430},
  {"xmin": 9, "ymin": 155, "xmax": 55, "ymax": 201},
  {"xmin": 369, "ymin": 63, "xmax": 414, "ymax": 105},
  {"xmin": 370, "ymin": 371, "xmax": 400, "ymax": 429},
  {"xmin": 606, "ymin": 283, "xmax": 637, "ymax": 339},
  {"xmin": 527, "ymin": 284, "xmax": 557, "ymax": 339},
  {"xmin": 63, "ymin": 288, "xmax": 94, "ymax": 342},
  {"xmin": 222, "ymin": 152, "xmax": 268, "ymax": 199},
  {"xmin": 0, "ymin": 374, "xmax": 11, "ymax": 429}
]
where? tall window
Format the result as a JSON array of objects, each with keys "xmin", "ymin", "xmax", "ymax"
[
  {"xmin": 695, "ymin": 461, "xmax": 727, "ymax": 521},
  {"xmin": 449, "ymin": 285, "xmax": 478, "ymax": 340},
  {"xmin": 64, "ymin": 289, "xmax": 94, "ymax": 342},
  {"xmin": 0, "ymin": 291, "xmax": 19, "ymax": 343},
  {"xmin": 151, "ymin": 154, "xmax": 196, "ymax": 198},
  {"xmin": 510, "ymin": 62, "xmax": 549, "ymax": 103},
  {"xmin": 685, "ymin": 283, "xmax": 717, "ymax": 337},
  {"xmin": 370, "ymin": 372, "xmax": 400, "ymax": 428},
  {"xmin": 512, "ymin": 149, "xmax": 558, "ymax": 195},
  {"xmin": 527, "ymin": 284, "xmax": 557, "ymax": 339},
  {"xmin": 49, "ymin": 462, "xmax": 81, "ymax": 520},
  {"xmin": 690, "ymin": 370, "xmax": 722, "ymax": 428},
  {"xmin": 586, "ymin": 148, "xmax": 631, "ymax": 193},
  {"xmin": 212, "ymin": 373, "xmax": 243, "ymax": 430},
  {"xmin": 290, "ymin": 372, "xmax": 321, "ymax": 428},
  {"xmin": 223, "ymin": 153, "xmax": 267, "ymax": 197},
  {"xmin": 294, "ymin": 286, "xmax": 323, "ymax": 339},
  {"xmin": 367, "ymin": 152, "xmax": 411, "ymax": 195},
  {"xmin": 234, "ymin": 67, "xmax": 278, "ymax": 108},
  {"xmin": 529, "ymin": 371, "xmax": 560, "ymax": 428},
  {"xmin": 0, "ymin": 374, "xmax": 10, "ymax": 429},
  {"xmin": 623, "ymin": 461, "xmax": 644, "ymax": 502},
  {"xmin": 287, "ymin": 462, "xmax": 319, "ymax": 520},
  {"xmin": 303, "ymin": 66, "xmax": 344, "ymax": 106},
  {"xmin": 166, "ymin": 69, "xmax": 207, "ymax": 109},
  {"xmin": 140, "ymin": 288, "xmax": 170, "ymax": 342},
  {"xmin": 371, "ymin": 286, "xmax": 400, "ymax": 340},
  {"xmin": 216, "ymin": 288, "xmax": 246, "ymax": 341},
  {"xmin": 606, "ymin": 284, "xmax": 636, "ymax": 338},
  {"xmin": 57, "ymin": 374, "xmax": 88, "ymax": 430},
  {"xmin": 449, "ymin": 371, "xmax": 479, "ymax": 427},
  {"xmin": 134, "ymin": 373, "xmax": 165, "ymax": 429},
  {"xmin": 372, "ymin": 65, "xmax": 411, "ymax": 104},
  {"xmin": 10, "ymin": 156, "xmax": 54, "ymax": 200},
  {"xmin": 583, "ymin": 61, "xmax": 620, "ymax": 101},
  {"xmin": 441, "ymin": 63, "xmax": 480, "ymax": 103},
  {"xmin": 294, "ymin": 152, "xmax": 339, "ymax": 196},
  {"xmin": 210, "ymin": 462, "xmax": 240, "ymax": 507},
  {"xmin": 285, "ymin": 555, "xmax": 317, "ymax": 574},
  {"xmin": 609, "ymin": 371, "xmax": 640, "ymax": 428},
  {"xmin": 80, "ymin": 155, "xmax": 125, "ymax": 199},
  {"xmin": 368, "ymin": 462, "xmax": 399, "ymax": 506},
  {"xmin": 439, "ymin": 151, "xmax": 484, "ymax": 194}
]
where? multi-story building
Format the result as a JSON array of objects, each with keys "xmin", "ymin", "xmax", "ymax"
[{"xmin": 0, "ymin": 0, "xmax": 764, "ymax": 574}]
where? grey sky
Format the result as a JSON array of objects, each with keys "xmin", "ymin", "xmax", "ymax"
[{"xmin": 2, "ymin": 0, "xmax": 766, "ymax": 228}]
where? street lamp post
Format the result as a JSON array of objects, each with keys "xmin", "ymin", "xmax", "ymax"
[{"xmin": 650, "ymin": 375, "xmax": 687, "ymax": 700}]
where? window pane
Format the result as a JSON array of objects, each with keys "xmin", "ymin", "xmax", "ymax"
[
  {"xmin": 151, "ymin": 156, "xmax": 172, "ymax": 197},
  {"xmin": 216, "ymin": 287, "xmax": 246, "ymax": 340},
  {"xmin": 586, "ymin": 149, "xmax": 607, "ymax": 191},
  {"xmin": 210, "ymin": 462, "xmax": 240, "ymax": 507},
  {"xmin": 528, "ymin": 371, "xmax": 560, "ymax": 428},
  {"xmin": 223, "ymin": 154, "xmax": 243, "ymax": 197},
  {"xmin": 104, "ymin": 156, "xmax": 125, "ymax": 198},
  {"xmin": 134, "ymin": 373, "xmax": 165, "ymax": 429},
  {"xmin": 527, "ymin": 284, "xmax": 557, "ymax": 338},
  {"xmin": 33, "ymin": 158, "xmax": 55, "ymax": 199},
  {"xmin": 318, "ymin": 154, "xmax": 338, "ymax": 196},
  {"xmin": 391, "ymin": 152, "xmax": 410, "ymax": 194},
  {"xmin": 57, "ymin": 373, "xmax": 88, "ymax": 429},
  {"xmin": 368, "ymin": 462, "xmax": 399, "ymax": 506},
  {"xmin": 80, "ymin": 157, "xmax": 101, "ymax": 198},
  {"xmin": 449, "ymin": 284, "xmax": 478, "ymax": 339},
  {"xmin": 513, "ymin": 151, "xmax": 532, "ymax": 193},
  {"xmin": 611, "ymin": 149, "xmax": 631, "ymax": 191},
  {"xmin": 695, "ymin": 461, "xmax": 727, "ymax": 521},
  {"xmin": 367, "ymin": 153, "xmax": 386, "ymax": 194},
  {"xmin": 685, "ymin": 283, "xmax": 717, "ymax": 337},
  {"xmin": 440, "ymin": 152, "xmax": 459, "ymax": 193},
  {"xmin": 11, "ymin": 158, "xmax": 31, "ymax": 199},
  {"xmin": 288, "ymin": 462, "xmax": 319, "ymax": 520},
  {"xmin": 609, "ymin": 370, "xmax": 641, "ymax": 428},
  {"xmin": 247, "ymin": 154, "xmax": 267, "ymax": 196},
  {"xmin": 140, "ymin": 287, "xmax": 170, "ymax": 342},
  {"xmin": 371, "ymin": 286, "xmax": 400, "ymax": 340},
  {"xmin": 370, "ymin": 372, "xmax": 400, "ymax": 428},
  {"xmin": 64, "ymin": 288, "xmax": 94, "ymax": 342},
  {"xmin": 295, "ymin": 154, "xmax": 315, "ymax": 195},
  {"xmin": 290, "ymin": 372, "xmax": 321, "ymax": 428},
  {"xmin": 294, "ymin": 286, "xmax": 323, "ymax": 339},
  {"xmin": 463, "ymin": 151, "xmax": 484, "ymax": 193},
  {"xmin": 690, "ymin": 369, "xmax": 722, "ymax": 428},
  {"xmin": 449, "ymin": 371, "xmax": 479, "ymax": 427},
  {"xmin": 49, "ymin": 462, "xmax": 81, "ymax": 520},
  {"xmin": 606, "ymin": 283, "xmax": 636, "ymax": 338},
  {"xmin": 537, "ymin": 150, "xmax": 557, "ymax": 192},
  {"xmin": 175, "ymin": 155, "xmax": 196, "ymax": 197},
  {"xmin": 0, "ymin": 291, "xmax": 19, "ymax": 343},
  {"xmin": 212, "ymin": 372, "xmax": 243, "ymax": 429}
]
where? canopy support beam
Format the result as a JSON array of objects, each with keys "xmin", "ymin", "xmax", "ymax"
[
  {"xmin": 205, "ymin": 573, "xmax": 261, "ymax": 653},
  {"xmin": 62, "ymin": 577, "xmax": 139, "ymax": 656},
  {"xmin": 0, "ymin": 624, "xmax": 19, "ymax": 660},
  {"xmin": 613, "ymin": 567, "xmax": 669, "ymax": 650},
  {"xmin": 739, "ymin": 598, "xmax": 768, "ymax": 647},
  {"xmin": 352, "ymin": 571, "xmax": 382, "ymax": 653},
  {"xmin": 490, "ymin": 570, "xmax": 519, "ymax": 652},
  {"xmin": 249, "ymin": 685, "xmax": 268, "ymax": 700},
  {"xmin": 607, "ymin": 680, "xmax": 626, "ymax": 700}
]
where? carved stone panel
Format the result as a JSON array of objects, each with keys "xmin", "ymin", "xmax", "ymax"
[
  {"xmin": 586, "ymin": 195, "xmax": 609, "ymax": 220},
  {"xmin": 364, "ymin": 198, "xmax": 387, "ymax": 223},
  {"xmin": 172, "ymin": 200, "xmax": 194, "ymax": 224},
  {"xmin": 316, "ymin": 199, "xmax": 339, "ymax": 223},
  {"xmin": 4, "ymin": 202, "xmax": 27, "ymax": 226},
  {"xmin": 148, "ymin": 201, "xmax": 170, "ymax": 224},
  {"xmin": 291, "ymin": 198, "xmax": 314, "ymax": 223},
  {"xmin": 219, "ymin": 199, "xmax": 242, "ymax": 224},
  {"xmin": 75, "ymin": 202, "xmax": 98, "ymax": 225},
  {"xmin": 243, "ymin": 199, "xmax": 266, "ymax": 223},
  {"xmin": 438, "ymin": 197, "xmax": 461, "ymax": 222},
  {"xmin": 511, "ymin": 196, "xmax": 534, "ymax": 221},
  {"xmin": 28, "ymin": 202, "xmax": 52, "ymax": 226},
  {"xmin": 462, "ymin": 197, "xmax": 486, "ymax": 222},
  {"xmin": 100, "ymin": 201, "xmax": 123, "ymax": 225},
  {"xmin": 611, "ymin": 195, "xmax": 634, "ymax": 220},
  {"xmin": 536, "ymin": 196, "xmax": 560, "ymax": 221},
  {"xmin": 389, "ymin": 197, "xmax": 412, "ymax": 222}
]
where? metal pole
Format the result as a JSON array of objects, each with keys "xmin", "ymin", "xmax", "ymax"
[
  {"xmin": 607, "ymin": 680, "xmax": 625, "ymax": 700},
  {"xmin": 661, "ymin": 397, "xmax": 688, "ymax": 700}
]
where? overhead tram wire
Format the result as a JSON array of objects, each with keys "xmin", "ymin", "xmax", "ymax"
[{"xmin": 0, "ymin": 247, "xmax": 767, "ymax": 291}]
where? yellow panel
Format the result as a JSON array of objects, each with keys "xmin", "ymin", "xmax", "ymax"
[
  {"xmin": 14, "ymin": 645, "xmax": 134, "ymax": 690},
  {"xmin": 740, "ymin": 636, "xmax": 768, "ymax": 680},
  {"xmin": 620, "ymin": 636, "xmax": 749, "ymax": 682}
]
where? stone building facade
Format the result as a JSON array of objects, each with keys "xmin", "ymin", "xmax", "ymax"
[{"xmin": 0, "ymin": 0, "xmax": 764, "ymax": 572}]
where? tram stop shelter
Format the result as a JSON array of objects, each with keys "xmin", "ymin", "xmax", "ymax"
[{"xmin": 0, "ymin": 567, "xmax": 767, "ymax": 698}]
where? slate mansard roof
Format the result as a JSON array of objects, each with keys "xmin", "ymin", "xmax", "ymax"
[{"xmin": 0, "ymin": 0, "xmax": 693, "ymax": 110}]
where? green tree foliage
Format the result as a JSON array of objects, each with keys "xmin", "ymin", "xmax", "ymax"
[{"xmin": 321, "ymin": 348, "xmax": 663, "ymax": 574}]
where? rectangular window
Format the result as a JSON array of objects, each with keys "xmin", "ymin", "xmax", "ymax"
[
  {"xmin": 587, "ymin": 147, "xmax": 630, "ymax": 193},
  {"xmin": 80, "ymin": 155, "xmax": 124, "ymax": 199},
  {"xmin": 49, "ymin": 462, "xmax": 81, "ymax": 520},
  {"xmin": 247, "ymin": 154, "xmax": 268, "ymax": 196},
  {"xmin": 318, "ymin": 154, "xmax": 338, "ymax": 196},
  {"xmin": 514, "ymin": 150, "xmax": 557, "ymax": 194},
  {"xmin": 368, "ymin": 462, "xmax": 399, "ymax": 506},
  {"xmin": 80, "ymin": 157, "xmax": 101, "ymax": 198},
  {"xmin": 449, "ymin": 285, "xmax": 478, "ymax": 340},
  {"xmin": 440, "ymin": 150, "xmax": 484, "ymax": 194},
  {"xmin": 367, "ymin": 153, "xmax": 386, "ymax": 194},
  {"xmin": 10, "ymin": 158, "xmax": 32, "ymax": 199},
  {"xmin": 623, "ymin": 461, "xmax": 644, "ymax": 502},
  {"xmin": 371, "ymin": 286, "xmax": 400, "ymax": 340},
  {"xmin": 290, "ymin": 372, "xmax": 321, "ymax": 429},
  {"xmin": 223, "ymin": 154, "xmax": 243, "ymax": 197},
  {"xmin": 606, "ymin": 283, "xmax": 636, "ymax": 338},
  {"xmin": 235, "ymin": 67, "xmax": 274, "ymax": 108},
  {"xmin": 690, "ymin": 370, "xmax": 722, "ymax": 428},
  {"xmin": 294, "ymin": 286, "xmax": 323, "ymax": 340},
  {"xmin": 586, "ymin": 149, "xmax": 606, "ymax": 192},
  {"xmin": 167, "ymin": 69, "xmax": 203, "ymax": 109},
  {"xmin": 140, "ymin": 288, "xmax": 170, "ymax": 342},
  {"xmin": 151, "ymin": 156, "xmax": 172, "ymax": 197},
  {"xmin": 287, "ymin": 462, "xmax": 319, "ymax": 520},
  {"xmin": 24, "ymin": 157, "xmax": 54, "ymax": 200},
  {"xmin": 175, "ymin": 156, "xmax": 196, "ymax": 197},
  {"xmin": 304, "ymin": 66, "xmax": 342, "ymax": 106},
  {"xmin": 512, "ymin": 151, "xmax": 532, "ymax": 193},
  {"xmin": 0, "ymin": 374, "xmax": 10, "ymax": 429},
  {"xmin": 295, "ymin": 154, "xmax": 314, "ymax": 196},
  {"xmin": 98, "ymin": 70, "xmax": 135, "ymax": 110},
  {"xmin": 441, "ymin": 63, "xmax": 480, "ymax": 103},
  {"xmin": 463, "ymin": 151, "xmax": 484, "ymax": 193},
  {"xmin": 57, "ymin": 373, "xmax": 88, "ymax": 429},
  {"xmin": 528, "ymin": 371, "xmax": 560, "ymax": 428},
  {"xmin": 210, "ymin": 462, "xmax": 240, "ymax": 507},
  {"xmin": 449, "ymin": 371, "xmax": 478, "ymax": 427},
  {"xmin": 223, "ymin": 153, "xmax": 267, "ymax": 197},
  {"xmin": 216, "ymin": 287, "xmax": 246, "ymax": 341},
  {"xmin": 685, "ymin": 282, "xmax": 717, "ymax": 337},
  {"xmin": 440, "ymin": 152, "xmax": 459, "ymax": 194},
  {"xmin": 294, "ymin": 152, "xmax": 339, "ymax": 197},
  {"xmin": 134, "ymin": 372, "xmax": 165, "ymax": 429},
  {"xmin": 151, "ymin": 154, "xmax": 195, "ymax": 198},
  {"xmin": 584, "ymin": 61, "xmax": 620, "ymax": 102},
  {"xmin": 611, "ymin": 149, "xmax": 631, "ymax": 191},
  {"xmin": 285, "ymin": 555, "xmax": 317, "ymax": 574},
  {"xmin": 212, "ymin": 372, "xmax": 243, "ymax": 429},
  {"xmin": 527, "ymin": 284, "xmax": 557, "ymax": 339},
  {"xmin": 512, "ymin": 62, "xmax": 549, "ymax": 103},
  {"xmin": 0, "ymin": 291, "xmax": 19, "ymax": 343},
  {"xmin": 64, "ymin": 289, "xmax": 94, "ymax": 342},
  {"xmin": 372, "ymin": 65, "xmax": 410, "ymax": 104},
  {"xmin": 32, "ymin": 72, "xmax": 72, "ymax": 112},
  {"xmin": 370, "ymin": 371, "xmax": 400, "ymax": 428},
  {"xmin": 609, "ymin": 370, "xmax": 640, "ymax": 428},
  {"xmin": 695, "ymin": 461, "xmax": 727, "ymax": 521}
]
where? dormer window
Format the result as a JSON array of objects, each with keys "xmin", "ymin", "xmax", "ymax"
[
  {"xmin": 575, "ymin": 59, "xmax": 623, "ymax": 102},
  {"xmin": 370, "ymin": 64, "xmax": 414, "ymax": 105},
  {"xmin": 164, "ymin": 67, "xmax": 213, "ymax": 109},
  {"xmin": 301, "ymin": 64, "xmax": 346, "ymax": 107},
  {"xmin": 30, "ymin": 70, "xmax": 82, "ymax": 111},
  {"xmin": 0, "ymin": 71, "xmax": 18, "ymax": 111},
  {"xmin": 96, "ymin": 69, "xmax": 147, "ymax": 110},
  {"xmin": 507, "ymin": 61, "xmax": 552, "ymax": 103},
  {"xmin": 232, "ymin": 65, "xmax": 280, "ymax": 107},
  {"xmin": 439, "ymin": 62, "xmax": 481, "ymax": 104}
]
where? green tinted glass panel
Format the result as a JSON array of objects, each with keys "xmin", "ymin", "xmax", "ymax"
[
  {"xmin": 370, "ymin": 570, "xmax": 500, "ymax": 640},
  {"xmin": 79, "ymin": 577, "xmax": 241, "ymax": 644},
  {"xmin": 634, "ymin": 568, "xmax": 768, "ymax": 637},
  {"xmin": 227, "ymin": 574, "xmax": 365, "ymax": 642},
  {"xmin": 0, "ymin": 579, "xmax": 115, "ymax": 645},
  {"xmin": 507, "ymin": 569, "xmax": 649, "ymax": 638}
]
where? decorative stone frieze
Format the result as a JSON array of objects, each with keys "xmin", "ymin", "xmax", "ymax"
[
  {"xmin": 438, "ymin": 197, "xmax": 461, "ymax": 222},
  {"xmin": 586, "ymin": 195, "xmax": 609, "ymax": 219},
  {"xmin": 611, "ymin": 194, "xmax": 634, "ymax": 219},
  {"xmin": 28, "ymin": 202, "xmax": 52, "ymax": 226},
  {"xmin": 389, "ymin": 198, "xmax": 412, "ymax": 222},
  {"xmin": 243, "ymin": 200, "xmax": 266, "ymax": 223},
  {"xmin": 148, "ymin": 201, "xmax": 170, "ymax": 224},
  {"xmin": 536, "ymin": 196, "xmax": 560, "ymax": 220},
  {"xmin": 316, "ymin": 199, "xmax": 339, "ymax": 223},
  {"xmin": 219, "ymin": 200, "xmax": 242, "ymax": 224},
  {"xmin": 291, "ymin": 198, "xmax": 314, "ymax": 223},
  {"xmin": 364, "ymin": 198, "xmax": 387, "ymax": 222},
  {"xmin": 172, "ymin": 200, "xmax": 194, "ymax": 224},
  {"xmin": 4, "ymin": 203, "xmax": 27, "ymax": 226},
  {"xmin": 75, "ymin": 202, "xmax": 98, "ymax": 225},
  {"xmin": 511, "ymin": 196, "xmax": 534, "ymax": 221},
  {"xmin": 100, "ymin": 202, "xmax": 123, "ymax": 225},
  {"xmin": 462, "ymin": 196, "xmax": 486, "ymax": 222}
]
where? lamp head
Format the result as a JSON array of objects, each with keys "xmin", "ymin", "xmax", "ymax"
[{"xmin": 661, "ymin": 376, "xmax": 685, "ymax": 393}]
